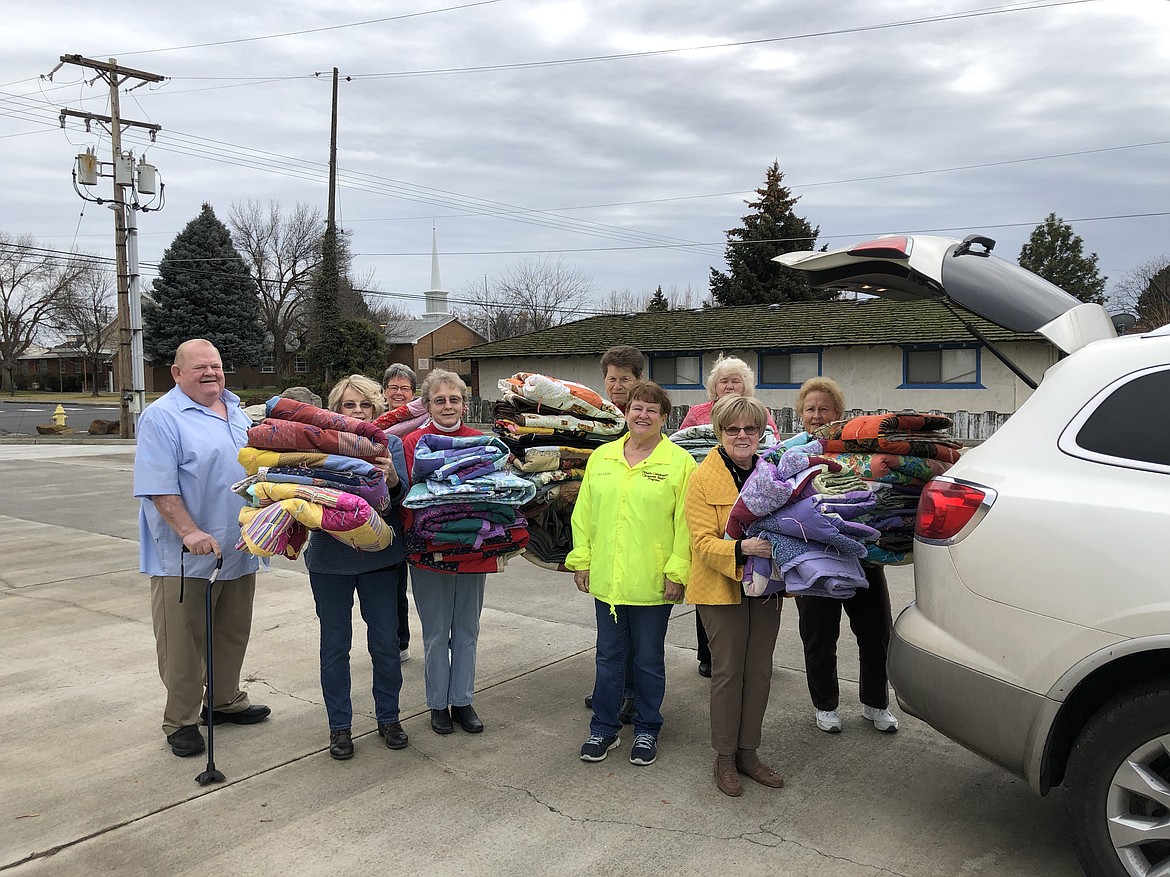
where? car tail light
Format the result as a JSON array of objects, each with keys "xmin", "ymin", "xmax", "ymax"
[
  {"xmin": 846, "ymin": 236, "xmax": 911, "ymax": 259},
  {"xmin": 915, "ymin": 479, "xmax": 992, "ymax": 542}
]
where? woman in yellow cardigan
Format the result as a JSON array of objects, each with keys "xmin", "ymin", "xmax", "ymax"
[{"xmin": 684, "ymin": 394, "xmax": 785, "ymax": 797}]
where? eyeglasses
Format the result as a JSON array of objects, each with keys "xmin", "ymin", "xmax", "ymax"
[
  {"xmin": 341, "ymin": 401, "xmax": 376, "ymax": 411},
  {"xmin": 385, "ymin": 384, "xmax": 413, "ymax": 394},
  {"xmin": 430, "ymin": 396, "xmax": 463, "ymax": 406},
  {"xmin": 723, "ymin": 425, "xmax": 760, "ymax": 436}
]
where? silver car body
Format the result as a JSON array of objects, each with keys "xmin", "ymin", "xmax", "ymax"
[{"xmin": 775, "ymin": 235, "xmax": 1167, "ymax": 793}]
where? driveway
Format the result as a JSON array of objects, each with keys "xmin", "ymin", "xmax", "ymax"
[{"xmin": 0, "ymin": 444, "xmax": 1082, "ymax": 876}]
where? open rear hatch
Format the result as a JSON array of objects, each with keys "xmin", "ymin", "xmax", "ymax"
[{"xmin": 774, "ymin": 234, "xmax": 1116, "ymax": 357}]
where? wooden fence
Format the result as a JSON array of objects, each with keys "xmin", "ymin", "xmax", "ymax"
[{"xmin": 466, "ymin": 399, "xmax": 1012, "ymax": 442}]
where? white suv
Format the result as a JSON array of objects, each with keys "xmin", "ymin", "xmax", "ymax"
[{"xmin": 777, "ymin": 236, "xmax": 1170, "ymax": 877}]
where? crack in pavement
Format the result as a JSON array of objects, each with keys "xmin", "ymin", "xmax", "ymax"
[
  {"xmin": 0, "ymin": 583, "xmax": 147, "ymax": 625},
  {"xmin": 404, "ymin": 746, "xmax": 909, "ymax": 875}
]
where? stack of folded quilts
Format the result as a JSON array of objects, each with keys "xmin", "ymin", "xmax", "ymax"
[
  {"xmin": 493, "ymin": 373, "xmax": 625, "ymax": 457},
  {"xmin": 668, "ymin": 423, "xmax": 777, "ymax": 464},
  {"xmin": 233, "ymin": 397, "xmax": 394, "ymax": 560},
  {"xmin": 813, "ymin": 413, "xmax": 961, "ymax": 565},
  {"xmin": 403, "ymin": 432, "xmax": 534, "ymax": 573},
  {"xmin": 374, "ymin": 397, "xmax": 429, "ymax": 438},
  {"xmin": 725, "ymin": 441, "xmax": 879, "ymax": 600},
  {"xmin": 492, "ymin": 372, "xmax": 626, "ymax": 569}
]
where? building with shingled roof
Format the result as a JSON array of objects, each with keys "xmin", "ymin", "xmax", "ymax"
[{"xmin": 441, "ymin": 298, "xmax": 1058, "ymax": 424}]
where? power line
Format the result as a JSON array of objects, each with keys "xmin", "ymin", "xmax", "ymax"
[
  {"xmin": 345, "ymin": 1, "xmax": 1102, "ymax": 80},
  {"xmin": 106, "ymin": 0, "xmax": 505, "ymax": 57}
]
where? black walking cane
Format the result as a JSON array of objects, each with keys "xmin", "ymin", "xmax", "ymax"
[{"xmin": 180, "ymin": 547, "xmax": 226, "ymax": 786}]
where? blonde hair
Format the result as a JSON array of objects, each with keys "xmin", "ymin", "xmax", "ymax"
[
  {"xmin": 796, "ymin": 376, "xmax": 845, "ymax": 418},
  {"xmin": 710, "ymin": 395, "xmax": 768, "ymax": 439},
  {"xmin": 327, "ymin": 374, "xmax": 387, "ymax": 416},
  {"xmin": 419, "ymin": 368, "xmax": 469, "ymax": 405},
  {"xmin": 705, "ymin": 355, "xmax": 755, "ymax": 401}
]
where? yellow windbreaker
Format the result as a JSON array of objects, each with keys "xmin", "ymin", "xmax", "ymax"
[{"xmin": 565, "ymin": 433, "xmax": 696, "ymax": 609}]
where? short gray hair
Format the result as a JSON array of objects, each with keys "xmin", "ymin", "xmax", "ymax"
[
  {"xmin": 419, "ymin": 368, "xmax": 468, "ymax": 405},
  {"xmin": 383, "ymin": 363, "xmax": 417, "ymax": 391}
]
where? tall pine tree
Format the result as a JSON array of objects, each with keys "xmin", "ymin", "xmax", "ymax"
[
  {"xmin": 144, "ymin": 203, "xmax": 264, "ymax": 367},
  {"xmin": 1018, "ymin": 213, "xmax": 1107, "ymax": 305},
  {"xmin": 306, "ymin": 223, "xmax": 344, "ymax": 387},
  {"xmin": 646, "ymin": 285, "xmax": 669, "ymax": 312},
  {"xmin": 709, "ymin": 161, "xmax": 828, "ymax": 306}
]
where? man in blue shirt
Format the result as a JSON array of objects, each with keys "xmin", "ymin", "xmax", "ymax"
[{"xmin": 134, "ymin": 338, "xmax": 270, "ymax": 758}]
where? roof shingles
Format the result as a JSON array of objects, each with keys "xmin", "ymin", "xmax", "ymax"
[{"xmin": 444, "ymin": 299, "xmax": 1040, "ymax": 359}]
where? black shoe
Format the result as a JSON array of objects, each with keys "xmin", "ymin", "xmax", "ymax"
[
  {"xmin": 329, "ymin": 728, "xmax": 354, "ymax": 760},
  {"xmin": 166, "ymin": 724, "xmax": 205, "ymax": 758},
  {"xmin": 451, "ymin": 704, "xmax": 484, "ymax": 734},
  {"xmin": 618, "ymin": 695, "xmax": 635, "ymax": 725},
  {"xmin": 201, "ymin": 703, "xmax": 271, "ymax": 726},
  {"xmin": 431, "ymin": 707, "xmax": 454, "ymax": 735},
  {"xmin": 379, "ymin": 722, "xmax": 409, "ymax": 750},
  {"xmin": 584, "ymin": 694, "xmax": 593, "ymax": 709},
  {"xmin": 698, "ymin": 662, "xmax": 712, "ymax": 678}
]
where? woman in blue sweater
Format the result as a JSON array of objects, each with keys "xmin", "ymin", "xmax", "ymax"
[{"xmin": 305, "ymin": 374, "xmax": 411, "ymax": 760}]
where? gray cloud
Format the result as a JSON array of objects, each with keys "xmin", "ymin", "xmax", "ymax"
[{"xmin": 5, "ymin": 0, "xmax": 1168, "ymax": 308}]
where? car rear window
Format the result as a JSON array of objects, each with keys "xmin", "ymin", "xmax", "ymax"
[{"xmin": 1076, "ymin": 370, "xmax": 1170, "ymax": 466}]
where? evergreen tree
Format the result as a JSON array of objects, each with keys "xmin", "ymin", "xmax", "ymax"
[
  {"xmin": 646, "ymin": 285, "xmax": 669, "ymax": 312},
  {"xmin": 330, "ymin": 317, "xmax": 387, "ymax": 378},
  {"xmin": 1136, "ymin": 262, "xmax": 1170, "ymax": 330},
  {"xmin": 709, "ymin": 161, "xmax": 828, "ymax": 306},
  {"xmin": 1018, "ymin": 213, "xmax": 1107, "ymax": 305},
  {"xmin": 306, "ymin": 223, "xmax": 344, "ymax": 387},
  {"xmin": 144, "ymin": 203, "xmax": 264, "ymax": 367}
]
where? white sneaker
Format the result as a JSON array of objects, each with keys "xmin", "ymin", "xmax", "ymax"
[
  {"xmin": 815, "ymin": 709, "xmax": 842, "ymax": 733},
  {"xmin": 862, "ymin": 705, "xmax": 899, "ymax": 733},
  {"xmin": 399, "ymin": 648, "xmax": 410, "ymax": 663}
]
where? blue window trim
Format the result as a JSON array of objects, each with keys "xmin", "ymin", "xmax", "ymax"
[
  {"xmin": 756, "ymin": 347, "xmax": 823, "ymax": 389},
  {"xmin": 899, "ymin": 343, "xmax": 984, "ymax": 389},
  {"xmin": 650, "ymin": 351, "xmax": 704, "ymax": 389}
]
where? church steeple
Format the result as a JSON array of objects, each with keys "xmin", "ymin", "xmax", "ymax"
[{"xmin": 423, "ymin": 225, "xmax": 449, "ymax": 316}]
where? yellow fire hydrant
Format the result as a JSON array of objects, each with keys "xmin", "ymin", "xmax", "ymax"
[{"xmin": 52, "ymin": 404, "xmax": 67, "ymax": 427}]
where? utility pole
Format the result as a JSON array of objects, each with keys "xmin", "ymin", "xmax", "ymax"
[
  {"xmin": 309, "ymin": 68, "xmax": 343, "ymax": 388},
  {"xmin": 328, "ymin": 67, "xmax": 338, "ymax": 233},
  {"xmin": 57, "ymin": 55, "xmax": 164, "ymax": 438}
]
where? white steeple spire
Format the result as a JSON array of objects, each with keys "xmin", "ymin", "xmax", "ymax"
[{"xmin": 423, "ymin": 224, "xmax": 449, "ymax": 316}]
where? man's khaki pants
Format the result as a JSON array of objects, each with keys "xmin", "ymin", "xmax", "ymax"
[{"xmin": 150, "ymin": 573, "xmax": 256, "ymax": 735}]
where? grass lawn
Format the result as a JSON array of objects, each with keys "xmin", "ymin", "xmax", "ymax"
[{"xmin": 4, "ymin": 385, "xmax": 282, "ymax": 405}]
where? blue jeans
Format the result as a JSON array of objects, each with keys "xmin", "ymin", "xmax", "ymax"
[
  {"xmin": 591, "ymin": 600, "xmax": 672, "ymax": 737},
  {"xmin": 410, "ymin": 566, "xmax": 486, "ymax": 710},
  {"xmin": 395, "ymin": 563, "xmax": 411, "ymax": 650},
  {"xmin": 308, "ymin": 567, "xmax": 402, "ymax": 731}
]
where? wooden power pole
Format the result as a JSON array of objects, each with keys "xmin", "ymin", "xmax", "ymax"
[{"xmin": 58, "ymin": 55, "xmax": 163, "ymax": 438}]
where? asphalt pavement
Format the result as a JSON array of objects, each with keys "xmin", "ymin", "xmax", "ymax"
[
  {"xmin": 0, "ymin": 442, "xmax": 1084, "ymax": 877},
  {"xmin": 0, "ymin": 400, "xmax": 121, "ymax": 436}
]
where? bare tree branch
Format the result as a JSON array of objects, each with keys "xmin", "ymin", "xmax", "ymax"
[
  {"xmin": 50, "ymin": 263, "xmax": 114, "ymax": 396},
  {"xmin": 229, "ymin": 199, "xmax": 323, "ymax": 377},
  {"xmin": 459, "ymin": 256, "xmax": 596, "ymax": 341},
  {"xmin": 1113, "ymin": 256, "xmax": 1170, "ymax": 331},
  {"xmin": 0, "ymin": 233, "xmax": 89, "ymax": 394}
]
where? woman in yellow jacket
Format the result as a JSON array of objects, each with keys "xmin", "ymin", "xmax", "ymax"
[
  {"xmin": 567, "ymin": 381, "xmax": 695, "ymax": 768},
  {"xmin": 684, "ymin": 394, "xmax": 785, "ymax": 796}
]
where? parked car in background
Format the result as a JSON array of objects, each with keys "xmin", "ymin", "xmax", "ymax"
[{"xmin": 777, "ymin": 235, "xmax": 1170, "ymax": 877}]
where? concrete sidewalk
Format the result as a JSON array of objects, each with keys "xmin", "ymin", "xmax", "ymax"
[{"xmin": 0, "ymin": 445, "xmax": 1081, "ymax": 876}]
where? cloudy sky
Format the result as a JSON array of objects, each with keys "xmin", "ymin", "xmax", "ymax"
[{"xmin": 3, "ymin": 0, "xmax": 1168, "ymax": 317}]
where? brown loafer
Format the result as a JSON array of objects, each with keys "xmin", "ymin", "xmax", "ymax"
[
  {"xmin": 736, "ymin": 752, "xmax": 784, "ymax": 788},
  {"xmin": 714, "ymin": 754, "xmax": 743, "ymax": 797}
]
